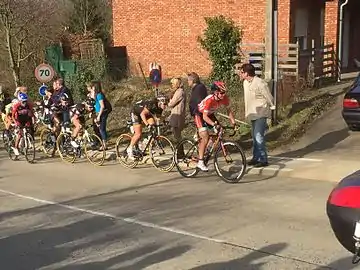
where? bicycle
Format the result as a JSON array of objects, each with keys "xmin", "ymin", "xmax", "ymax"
[
  {"xmin": 56, "ymin": 123, "xmax": 106, "ymax": 166},
  {"xmin": 7, "ymin": 125, "xmax": 36, "ymax": 163},
  {"xmin": 35, "ymin": 105, "xmax": 58, "ymax": 157},
  {"xmin": 115, "ymin": 121, "xmax": 175, "ymax": 172},
  {"xmin": 174, "ymin": 125, "xmax": 247, "ymax": 183}
]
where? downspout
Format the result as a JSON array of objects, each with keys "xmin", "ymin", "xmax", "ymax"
[{"xmin": 338, "ymin": 0, "xmax": 349, "ymax": 82}]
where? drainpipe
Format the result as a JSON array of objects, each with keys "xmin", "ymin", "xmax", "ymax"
[{"xmin": 338, "ymin": 0, "xmax": 349, "ymax": 82}]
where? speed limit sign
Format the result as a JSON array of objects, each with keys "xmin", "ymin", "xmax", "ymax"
[{"xmin": 34, "ymin": 63, "xmax": 55, "ymax": 83}]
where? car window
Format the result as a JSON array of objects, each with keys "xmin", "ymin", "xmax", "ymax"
[{"xmin": 349, "ymin": 74, "xmax": 360, "ymax": 93}]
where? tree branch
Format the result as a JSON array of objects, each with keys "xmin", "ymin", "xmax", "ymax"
[{"xmin": 18, "ymin": 51, "xmax": 34, "ymax": 62}]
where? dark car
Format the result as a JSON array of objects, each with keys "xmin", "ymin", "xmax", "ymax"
[{"xmin": 342, "ymin": 71, "xmax": 360, "ymax": 131}]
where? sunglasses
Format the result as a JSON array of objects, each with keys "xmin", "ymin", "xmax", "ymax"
[{"xmin": 218, "ymin": 91, "xmax": 226, "ymax": 95}]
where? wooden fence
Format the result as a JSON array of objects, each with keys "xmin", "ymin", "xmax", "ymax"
[{"xmin": 239, "ymin": 42, "xmax": 299, "ymax": 78}]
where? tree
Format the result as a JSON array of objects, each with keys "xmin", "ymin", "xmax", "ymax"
[
  {"xmin": 66, "ymin": 0, "xmax": 111, "ymax": 42},
  {"xmin": 0, "ymin": 0, "xmax": 63, "ymax": 87}
]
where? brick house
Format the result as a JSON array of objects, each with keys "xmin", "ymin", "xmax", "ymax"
[{"xmin": 112, "ymin": 0, "xmax": 359, "ymax": 78}]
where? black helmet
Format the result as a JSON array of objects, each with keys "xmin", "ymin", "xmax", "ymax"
[
  {"xmin": 60, "ymin": 93, "xmax": 70, "ymax": 102},
  {"xmin": 86, "ymin": 97, "xmax": 95, "ymax": 108},
  {"xmin": 76, "ymin": 103, "xmax": 86, "ymax": 113}
]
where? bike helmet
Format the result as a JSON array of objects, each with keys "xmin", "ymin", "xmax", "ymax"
[
  {"xmin": 210, "ymin": 81, "xmax": 227, "ymax": 93},
  {"xmin": 156, "ymin": 94, "xmax": 168, "ymax": 104},
  {"xmin": 85, "ymin": 97, "xmax": 95, "ymax": 108},
  {"xmin": 18, "ymin": 92, "xmax": 28, "ymax": 102},
  {"xmin": 60, "ymin": 93, "xmax": 69, "ymax": 102},
  {"xmin": 76, "ymin": 103, "xmax": 86, "ymax": 113}
]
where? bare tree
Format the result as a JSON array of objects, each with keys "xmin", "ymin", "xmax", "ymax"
[
  {"xmin": 67, "ymin": 0, "xmax": 111, "ymax": 42},
  {"xmin": 0, "ymin": 0, "xmax": 64, "ymax": 86}
]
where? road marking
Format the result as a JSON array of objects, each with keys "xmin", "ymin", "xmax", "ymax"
[
  {"xmin": 268, "ymin": 156, "xmax": 323, "ymax": 162},
  {"xmin": 0, "ymin": 188, "xmax": 332, "ymax": 269},
  {"xmin": 249, "ymin": 166, "xmax": 293, "ymax": 172}
]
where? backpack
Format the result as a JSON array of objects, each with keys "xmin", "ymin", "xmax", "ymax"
[{"xmin": 101, "ymin": 94, "xmax": 112, "ymax": 113}]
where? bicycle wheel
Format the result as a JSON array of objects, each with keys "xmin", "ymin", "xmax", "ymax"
[
  {"xmin": 149, "ymin": 135, "xmax": 175, "ymax": 172},
  {"xmin": 2, "ymin": 129, "xmax": 10, "ymax": 152},
  {"xmin": 214, "ymin": 141, "xmax": 246, "ymax": 183},
  {"xmin": 84, "ymin": 133, "xmax": 106, "ymax": 166},
  {"xmin": 174, "ymin": 139, "xmax": 199, "ymax": 178},
  {"xmin": 7, "ymin": 136, "xmax": 18, "ymax": 161},
  {"xmin": 24, "ymin": 134, "xmax": 36, "ymax": 163},
  {"xmin": 39, "ymin": 129, "xmax": 56, "ymax": 157},
  {"xmin": 56, "ymin": 132, "xmax": 76, "ymax": 163},
  {"xmin": 115, "ymin": 133, "xmax": 139, "ymax": 168}
]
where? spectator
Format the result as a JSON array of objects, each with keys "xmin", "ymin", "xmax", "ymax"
[
  {"xmin": 86, "ymin": 81, "xmax": 111, "ymax": 150},
  {"xmin": 237, "ymin": 63, "xmax": 275, "ymax": 167},
  {"xmin": 167, "ymin": 77, "xmax": 186, "ymax": 157},
  {"xmin": 188, "ymin": 72, "xmax": 208, "ymax": 117},
  {"xmin": 52, "ymin": 78, "xmax": 73, "ymax": 125}
]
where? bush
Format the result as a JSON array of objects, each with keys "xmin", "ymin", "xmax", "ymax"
[
  {"xmin": 64, "ymin": 57, "xmax": 106, "ymax": 102},
  {"xmin": 198, "ymin": 15, "xmax": 242, "ymax": 85}
]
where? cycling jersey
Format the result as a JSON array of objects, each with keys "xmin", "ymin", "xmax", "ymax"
[
  {"xmin": 12, "ymin": 101, "xmax": 34, "ymax": 127},
  {"xmin": 132, "ymin": 99, "xmax": 163, "ymax": 116},
  {"xmin": 130, "ymin": 99, "xmax": 163, "ymax": 125},
  {"xmin": 198, "ymin": 94, "xmax": 230, "ymax": 115}
]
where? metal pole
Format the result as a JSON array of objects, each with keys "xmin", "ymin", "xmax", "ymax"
[
  {"xmin": 216, "ymin": 112, "xmax": 250, "ymax": 126},
  {"xmin": 271, "ymin": 0, "xmax": 278, "ymax": 125},
  {"xmin": 338, "ymin": 0, "xmax": 349, "ymax": 82}
]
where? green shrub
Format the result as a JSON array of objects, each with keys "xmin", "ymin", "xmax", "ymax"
[
  {"xmin": 64, "ymin": 57, "xmax": 106, "ymax": 102},
  {"xmin": 198, "ymin": 15, "xmax": 242, "ymax": 85}
]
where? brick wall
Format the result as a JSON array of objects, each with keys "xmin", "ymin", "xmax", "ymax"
[
  {"xmin": 112, "ymin": 0, "xmax": 293, "ymax": 78},
  {"xmin": 324, "ymin": 0, "xmax": 339, "ymax": 48}
]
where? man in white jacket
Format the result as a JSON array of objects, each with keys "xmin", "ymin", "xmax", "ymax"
[{"xmin": 237, "ymin": 63, "xmax": 275, "ymax": 167}]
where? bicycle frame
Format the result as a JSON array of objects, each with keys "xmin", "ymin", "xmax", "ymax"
[
  {"xmin": 135, "ymin": 125, "xmax": 161, "ymax": 156},
  {"xmin": 195, "ymin": 126, "xmax": 235, "ymax": 165}
]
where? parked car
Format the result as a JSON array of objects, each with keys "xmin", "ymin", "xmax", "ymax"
[{"xmin": 342, "ymin": 62, "xmax": 360, "ymax": 131}]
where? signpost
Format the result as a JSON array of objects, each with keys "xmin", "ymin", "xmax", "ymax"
[
  {"xmin": 38, "ymin": 84, "xmax": 48, "ymax": 97},
  {"xmin": 34, "ymin": 63, "xmax": 55, "ymax": 83}
]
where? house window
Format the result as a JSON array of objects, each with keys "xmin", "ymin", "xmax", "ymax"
[{"xmin": 294, "ymin": 8, "xmax": 309, "ymax": 50}]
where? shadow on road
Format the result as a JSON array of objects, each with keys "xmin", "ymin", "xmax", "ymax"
[
  {"xmin": 0, "ymin": 214, "xmax": 191, "ymax": 270},
  {"xmin": 189, "ymin": 243, "xmax": 287, "ymax": 270},
  {"xmin": 277, "ymin": 127, "xmax": 350, "ymax": 158},
  {"xmin": 0, "ymin": 216, "xmax": 117, "ymax": 270},
  {"xmin": 59, "ymin": 244, "xmax": 191, "ymax": 270},
  {"xmin": 314, "ymin": 256, "xmax": 360, "ymax": 270}
]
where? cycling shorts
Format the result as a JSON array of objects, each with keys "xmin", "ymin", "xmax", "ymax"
[
  {"xmin": 130, "ymin": 112, "xmax": 154, "ymax": 125},
  {"xmin": 194, "ymin": 113, "xmax": 218, "ymax": 132}
]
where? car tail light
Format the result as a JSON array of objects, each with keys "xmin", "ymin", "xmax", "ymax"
[{"xmin": 343, "ymin": 98, "xmax": 359, "ymax": 108}]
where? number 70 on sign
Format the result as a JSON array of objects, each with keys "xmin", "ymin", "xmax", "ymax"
[{"xmin": 35, "ymin": 63, "xmax": 55, "ymax": 83}]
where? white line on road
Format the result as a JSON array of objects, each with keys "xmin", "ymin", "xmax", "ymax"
[
  {"xmin": 249, "ymin": 167, "xmax": 293, "ymax": 172},
  {"xmin": 268, "ymin": 156, "xmax": 323, "ymax": 162},
  {"xmin": 0, "ymin": 188, "xmax": 332, "ymax": 269}
]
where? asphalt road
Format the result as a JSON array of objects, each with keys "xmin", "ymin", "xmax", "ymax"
[{"xmin": 0, "ymin": 145, "xmax": 357, "ymax": 270}]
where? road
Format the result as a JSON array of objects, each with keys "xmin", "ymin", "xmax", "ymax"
[
  {"xmin": 2, "ymin": 94, "xmax": 360, "ymax": 270},
  {"xmin": 0, "ymin": 147, "xmax": 357, "ymax": 270}
]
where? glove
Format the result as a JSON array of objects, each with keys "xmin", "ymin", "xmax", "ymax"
[{"xmin": 214, "ymin": 122, "xmax": 221, "ymax": 132}]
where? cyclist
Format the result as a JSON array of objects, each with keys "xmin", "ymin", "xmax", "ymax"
[
  {"xmin": 127, "ymin": 95, "xmax": 168, "ymax": 159},
  {"xmin": 195, "ymin": 81, "xmax": 236, "ymax": 171},
  {"xmin": 69, "ymin": 103, "xmax": 88, "ymax": 148},
  {"xmin": 2, "ymin": 98, "xmax": 18, "ymax": 137},
  {"xmin": 11, "ymin": 93, "xmax": 35, "ymax": 156}
]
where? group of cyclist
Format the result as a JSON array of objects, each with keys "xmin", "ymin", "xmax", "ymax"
[
  {"xmin": 1, "ymin": 72, "xmax": 235, "ymax": 168},
  {"xmin": 0, "ymin": 79, "xmax": 99, "ymax": 156},
  {"xmin": 126, "ymin": 73, "xmax": 236, "ymax": 172}
]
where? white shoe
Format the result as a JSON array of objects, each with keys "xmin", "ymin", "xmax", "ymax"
[
  {"xmin": 70, "ymin": 140, "xmax": 79, "ymax": 148},
  {"xmin": 197, "ymin": 161, "xmax": 209, "ymax": 172},
  {"xmin": 127, "ymin": 148, "xmax": 134, "ymax": 160},
  {"xmin": 12, "ymin": 147, "xmax": 20, "ymax": 156}
]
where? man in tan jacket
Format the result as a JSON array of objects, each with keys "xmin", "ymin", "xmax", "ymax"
[{"xmin": 237, "ymin": 63, "xmax": 275, "ymax": 167}]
